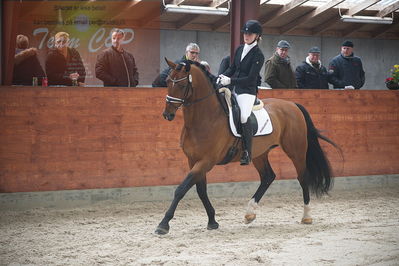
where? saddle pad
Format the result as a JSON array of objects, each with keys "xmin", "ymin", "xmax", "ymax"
[
  {"xmin": 219, "ymin": 87, "xmax": 273, "ymax": 137},
  {"xmin": 228, "ymin": 103, "xmax": 273, "ymax": 137}
]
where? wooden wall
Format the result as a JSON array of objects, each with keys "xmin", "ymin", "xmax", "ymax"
[{"xmin": 0, "ymin": 87, "xmax": 398, "ymax": 193}]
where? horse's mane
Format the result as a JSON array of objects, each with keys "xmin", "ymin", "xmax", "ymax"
[{"xmin": 177, "ymin": 60, "xmax": 218, "ymax": 89}]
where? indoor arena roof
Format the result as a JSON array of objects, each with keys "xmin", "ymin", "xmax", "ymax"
[{"xmin": 159, "ymin": 0, "xmax": 399, "ymax": 39}]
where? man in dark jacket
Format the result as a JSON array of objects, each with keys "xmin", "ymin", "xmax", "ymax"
[
  {"xmin": 152, "ymin": 43, "xmax": 200, "ymax": 87},
  {"xmin": 328, "ymin": 40, "xmax": 365, "ymax": 90},
  {"xmin": 95, "ymin": 28, "xmax": 139, "ymax": 87},
  {"xmin": 218, "ymin": 55, "xmax": 230, "ymax": 76},
  {"xmin": 295, "ymin": 46, "xmax": 330, "ymax": 89},
  {"xmin": 45, "ymin": 32, "xmax": 86, "ymax": 86},
  {"xmin": 264, "ymin": 40, "xmax": 297, "ymax": 89},
  {"xmin": 13, "ymin": 35, "xmax": 45, "ymax": 85}
]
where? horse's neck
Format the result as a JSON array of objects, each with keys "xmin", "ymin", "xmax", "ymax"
[{"xmin": 182, "ymin": 73, "xmax": 225, "ymax": 130}]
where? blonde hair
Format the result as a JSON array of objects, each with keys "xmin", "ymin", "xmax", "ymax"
[
  {"xmin": 16, "ymin": 34, "xmax": 29, "ymax": 49},
  {"xmin": 55, "ymin": 32, "xmax": 69, "ymax": 40}
]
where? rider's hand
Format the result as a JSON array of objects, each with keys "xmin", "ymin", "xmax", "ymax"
[
  {"xmin": 218, "ymin": 74, "xmax": 231, "ymax": 86},
  {"xmin": 344, "ymin": 85, "xmax": 354, "ymax": 90}
]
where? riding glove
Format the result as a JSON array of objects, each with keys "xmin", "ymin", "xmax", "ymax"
[{"xmin": 218, "ymin": 74, "xmax": 231, "ymax": 86}]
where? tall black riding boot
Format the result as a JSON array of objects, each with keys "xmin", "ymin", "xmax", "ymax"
[{"xmin": 240, "ymin": 121, "xmax": 253, "ymax": 165}]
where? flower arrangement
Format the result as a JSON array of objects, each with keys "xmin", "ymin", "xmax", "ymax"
[{"xmin": 385, "ymin": 65, "xmax": 399, "ymax": 90}]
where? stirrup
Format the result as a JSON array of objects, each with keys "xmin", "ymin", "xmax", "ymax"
[{"xmin": 240, "ymin": 150, "xmax": 251, "ymax": 165}]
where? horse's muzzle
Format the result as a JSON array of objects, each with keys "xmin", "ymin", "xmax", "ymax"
[{"xmin": 163, "ymin": 111, "xmax": 175, "ymax": 121}]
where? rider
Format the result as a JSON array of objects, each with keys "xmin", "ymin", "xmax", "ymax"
[{"xmin": 218, "ymin": 20, "xmax": 265, "ymax": 165}]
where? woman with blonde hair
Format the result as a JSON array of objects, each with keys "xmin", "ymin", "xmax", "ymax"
[{"xmin": 45, "ymin": 32, "xmax": 86, "ymax": 86}]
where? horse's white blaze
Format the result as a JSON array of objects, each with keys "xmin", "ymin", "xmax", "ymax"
[
  {"xmin": 302, "ymin": 204, "xmax": 311, "ymax": 219},
  {"xmin": 246, "ymin": 198, "xmax": 258, "ymax": 215}
]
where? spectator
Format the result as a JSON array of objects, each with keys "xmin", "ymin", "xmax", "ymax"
[
  {"xmin": 218, "ymin": 55, "xmax": 230, "ymax": 76},
  {"xmin": 95, "ymin": 28, "xmax": 139, "ymax": 87},
  {"xmin": 152, "ymin": 43, "xmax": 200, "ymax": 87},
  {"xmin": 328, "ymin": 40, "xmax": 365, "ymax": 90},
  {"xmin": 45, "ymin": 32, "xmax": 86, "ymax": 86},
  {"xmin": 218, "ymin": 20, "xmax": 265, "ymax": 165},
  {"xmin": 264, "ymin": 40, "xmax": 297, "ymax": 89},
  {"xmin": 295, "ymin": 46, "xmax": 330, "ymax": 89},
  {"xmin": 12, "ymin": 34, "xmax": 45, "ymax": 85}
]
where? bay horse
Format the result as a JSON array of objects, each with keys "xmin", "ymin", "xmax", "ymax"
[{"xmin": 156, "ymin": 59, "xmax": 339, "ymax": 235}]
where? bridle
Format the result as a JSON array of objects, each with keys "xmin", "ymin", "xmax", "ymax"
[{"xmin": 165, "ymin": 69, "xmax": 216, "ymax": 109}]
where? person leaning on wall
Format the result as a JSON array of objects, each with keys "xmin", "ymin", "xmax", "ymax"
[
  {"xmin": 152, "ymin": 43, "xmax": 201, "ymax": 87},
  {"xmin": 328, "ymin": 40, "xmax": 365, "ymax": 90},
  {"xmin": 45, "ymin": 32, "xmax": 86, "ymax": 86},
  {"xmin": 12, "ymin": 34, "xmax": 45, "ymax": 86},
  {"xmin": 264, "ymin": 40, "xmax": 297, "ymax": 89},
  {"xmin": 295, "ymin": 46, "xmax": 330, "ymax": 89},
  {"xmin": 95, "ymin": 28, "xmax": 139, "ymax": 87}
]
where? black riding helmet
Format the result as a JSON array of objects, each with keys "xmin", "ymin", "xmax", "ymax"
[{"xmin": 241, "ymin": 20, "xmax": 262, "ymax": 35}]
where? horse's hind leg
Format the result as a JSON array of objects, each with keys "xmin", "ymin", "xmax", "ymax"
[
  {"xmin": 298, "ymin": 178, "xmax": 312, "ymax": 224},
  {"xmin": 280, "ymin": 139, "xmax": 312, "ymax": 224},
  {"xmin": 244, "ymin": 152, "xmax": 276, "ymax": 224},
  {"xmin": 196, "ymin": 177, "xmax": 219, "ymax": 230}
]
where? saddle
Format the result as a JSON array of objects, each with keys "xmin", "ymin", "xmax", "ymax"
[
  {"xmin": 218, "ymin": 87, "xmax": 267, "ymax": 136},
  {"xmin": 216, "ymin": 87, "xmax": 272, "ymax": 165}
]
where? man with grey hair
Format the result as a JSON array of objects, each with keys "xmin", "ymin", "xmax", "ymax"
[
  {"xmin": 152, "ymin": 42, "xmax": 201, "ymax": 87},
  {"xmin": 95, "ymin": 28, "xmax": 139, "ymax": 87},
  {"xmin": 264, "ymin": 40, "xmax": 297, "ymax": 89},
  {"xmin": 295, "ymin": 46, "xmax": 330, "ymax": 89}
]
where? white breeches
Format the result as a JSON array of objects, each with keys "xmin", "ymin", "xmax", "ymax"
[{"xmin": 236, "ymin": 93, "xmax": 256, "ymax": 123}]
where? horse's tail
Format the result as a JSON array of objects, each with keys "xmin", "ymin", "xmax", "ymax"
[{"xmin": 295, "ymin": 103, "xmax": 341, "ymax": 197}]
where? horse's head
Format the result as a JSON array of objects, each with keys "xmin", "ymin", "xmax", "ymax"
[{"xmin": 162, "ymin": 58, "xmax": 193, "ymax": 121}]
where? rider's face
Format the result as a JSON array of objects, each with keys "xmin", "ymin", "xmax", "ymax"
[{"xmin": 243, "ymin": 33, "xmax": 257, "ymax": 44}]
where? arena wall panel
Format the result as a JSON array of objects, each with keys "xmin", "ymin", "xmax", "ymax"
[{"xmin": 0, "ymin": 87, "xmax": 398, "ymax": 193}]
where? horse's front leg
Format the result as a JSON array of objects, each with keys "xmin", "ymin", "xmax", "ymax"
[
  {"xmin": 155, "ymin": 172, "xmax": 196, "ymax": 235},
  {"xmin": 196, "ymin": 177, "xmax": 219, "ymax": 230}
]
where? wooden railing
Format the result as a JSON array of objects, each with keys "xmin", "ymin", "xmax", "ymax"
[{"xmin": 0, "ymin": 87, "xmax": 398, "ymax": 192}]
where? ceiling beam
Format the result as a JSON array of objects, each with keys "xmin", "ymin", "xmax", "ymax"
[
  {"xmin": 176, "ymin": 14, "xmax": 200, "ymax": 29},
  {"xmin": 312, "ymin": 13, "xmax": 342, "ymax": 35},
  {"xmin": 377, "ymin": 1, "xmax": 399, "ymax": 17},
  {"xmin": 371, "ymin": 15, "xmax": 399, "ymax": 38},
  {"xmin": 210, "ymin": 0, "xmax": 229, "ymax": 8},
  {"xmin": 259, "ymin": 0, "xmax": 309, "ymax": 25},
  {"xmin": 170, "ymin": 0, "xmax": 188, "ymax": 5},
  {"xmin": 312, "ymin": 0, "xmax": 389, "ymax": 35},
  {"xmin": 346, "ymin": 0, "xmax": 381, "ymax": 16},
  {"xmin": 342, "ymin": 23, "xmax": 364, "ymax": 37},
  {"xmin": 212, "ymin": 16, "xmax": 230, "ymax": 31},
  {"xmin": 139, "ymin": 7, "xmax": 161, "ymax": 27},
  {"xmin": 280, "ymin": 0, "xmax": 345, "ymax": 34},
  {"xmin": 260, "ymin": 0, "xmax": 272, "ymax": 5}
]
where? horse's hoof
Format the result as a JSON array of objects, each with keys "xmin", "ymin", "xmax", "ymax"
[
  {"xmin": 244, "ymin": 214, "xmax": 256, "ymax": 224},
  {"xmin": 301, "ymin": 217, "xmax": 313, "ymax": 224},
  {"xmin": 207, "ymin": 222, "xmax": 219, "ymax": 230},
  {"xmin": 155, "ymin": 225, "xmax": 169, "ymax": 235}
]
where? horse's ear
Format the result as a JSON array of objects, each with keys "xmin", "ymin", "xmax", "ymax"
[{"xmin": 165, "ymin": 58, "xmax": 176, "ymax": 69}]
